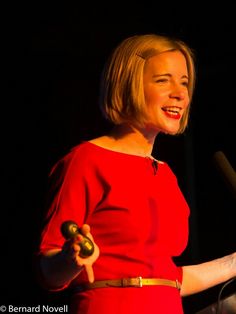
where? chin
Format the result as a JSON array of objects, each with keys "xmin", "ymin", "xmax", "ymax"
[
  {"xmin": 162, "ymin": 130, "xmax": 178, "ymax": 136},
  {"xmin": 146, "ymin": 122, "xmax": 180, "ymax": 135},
  {"xmin": 161, "ymin": 125, "xmax": 180, "ymax": 135}
]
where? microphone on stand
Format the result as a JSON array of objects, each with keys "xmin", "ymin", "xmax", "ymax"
[
  {"xmin": 213, "ymin": 151, "xmax": 236, "ymax": 199},
  {"xmin": 61, "ymin": 220, "xmax": 94, "ymax": 258}
]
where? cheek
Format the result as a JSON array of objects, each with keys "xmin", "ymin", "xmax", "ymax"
[
  {"xmin": 184, "ymin": 96, "xmax": 190, "ymax": 109},
  {"xmin": 144, "ymin": 89, "xmax": 163, "ymax": 107}
]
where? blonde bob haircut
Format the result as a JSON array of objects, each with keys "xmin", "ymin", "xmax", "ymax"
[{"xmin": 99, "ymin": 33, "xmax": 196, "ymax": 134}]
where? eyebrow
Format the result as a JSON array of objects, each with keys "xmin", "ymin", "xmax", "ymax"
[{"xmin": 153, "ymin": 74, "xmax": 189, "ymax": 79}]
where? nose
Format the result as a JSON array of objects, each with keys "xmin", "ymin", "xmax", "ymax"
[{"xmin": 170, "ymin": 84, "xmax": 187, "ymax": 101}]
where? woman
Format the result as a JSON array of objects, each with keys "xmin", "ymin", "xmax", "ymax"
[{"xmin": 37, "ymin": 34, "xmax": 236, "ymax": 313}]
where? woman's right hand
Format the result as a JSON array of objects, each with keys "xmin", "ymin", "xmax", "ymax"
[{"xmin": 39, "ymin": 224, "xmax": 99, "ymax": 290}]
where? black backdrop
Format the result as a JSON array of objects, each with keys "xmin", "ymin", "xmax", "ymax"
[{"xmin": 5, "ymin": 2, "xmax": 236, "ymax": 313}]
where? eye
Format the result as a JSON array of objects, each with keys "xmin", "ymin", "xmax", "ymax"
[
  {"xmin": 181, "ymin": 81, "xmax": 189, "ymax": 87},
  {"xmin": 155, "ymin": 78, "xmax": 168, "ymax": 83}
]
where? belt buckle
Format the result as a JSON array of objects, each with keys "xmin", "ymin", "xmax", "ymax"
[
  {"xmin": 122, "ymin": 276, "xmax": 143, "ymax": 287},
  {"xmin": 133, "ymin": 276, "xmax": 143, "ymax": 288}
]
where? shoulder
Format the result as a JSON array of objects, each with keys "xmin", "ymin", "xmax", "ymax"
[{"xmin": 49, "ymin": 142, "xmax": 94, "ymax": 177}]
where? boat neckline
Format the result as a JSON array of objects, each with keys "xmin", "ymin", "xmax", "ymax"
[{"xmin": 82, "ymin": 141, "xmax": 164, "ymax": 164}]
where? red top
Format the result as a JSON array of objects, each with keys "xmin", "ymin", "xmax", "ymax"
[{"xmin": 39, "ymin": 141, "xmax": 190, "ymax": 314}]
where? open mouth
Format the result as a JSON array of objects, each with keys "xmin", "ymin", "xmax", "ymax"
[{"xmin": 161, "ymin": 106, "xmax": 182, "ymax": 119}]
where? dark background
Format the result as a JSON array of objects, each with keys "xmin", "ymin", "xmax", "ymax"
[{"xmin": 5, "ymin": 2, "xmax": 236, "ymax": 313}]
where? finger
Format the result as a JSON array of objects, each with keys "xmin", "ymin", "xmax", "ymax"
[
  {"xmin": 84, "ymin": 264, "xmax": 95, "ymax": 283},
  {"xmin": 80, "ymin": 224, "xmax": 90, "ymax": 235},
  {"xmin": 80, "ymin": 224, "xmax": 95, "ymax": 242},
  {"xmin": 62, "ymin": 238, "xmax": 81, "ymax": 257}
]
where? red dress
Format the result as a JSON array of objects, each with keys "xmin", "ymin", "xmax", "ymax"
[{"xmin": 39, "ymin": 141, "xmax": 190, "ymax": 314}]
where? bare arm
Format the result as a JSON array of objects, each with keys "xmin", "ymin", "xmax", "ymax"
[
  {"xmin": 38, "ymin": 224, "xmax": 100, "ymax": 290},
  {"xmin": 180, "ymin": 252, "xmax": 236, "ymax": 297}
]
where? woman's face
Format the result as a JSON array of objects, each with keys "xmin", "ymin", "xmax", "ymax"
[{"xmin": 143, "ymin": 50, "xmax": 189, "ymax": 135}]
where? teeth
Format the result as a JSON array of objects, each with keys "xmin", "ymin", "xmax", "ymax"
[{"xmin": 162, "ymin": 107, "xmax": 181, "ymax": 113}]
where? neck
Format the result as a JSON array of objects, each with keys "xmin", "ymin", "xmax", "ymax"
[{"xmin": 108, "ymin": 123, "xmax": 158, "ymax": 157}]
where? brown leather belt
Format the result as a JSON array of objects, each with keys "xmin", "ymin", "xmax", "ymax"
[{"xmin": 74, "ymin": 277, "xmax": 181, "ymax": 292}]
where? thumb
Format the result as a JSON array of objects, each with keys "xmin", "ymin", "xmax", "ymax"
[{"xmin": 84, "ymin": 264, "xmax": 95, "ymax": 283}]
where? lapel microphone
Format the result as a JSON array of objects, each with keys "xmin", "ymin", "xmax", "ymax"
[{"xmin": 152, "ymin": 159, "xmax": 158, "ymax": 175}]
